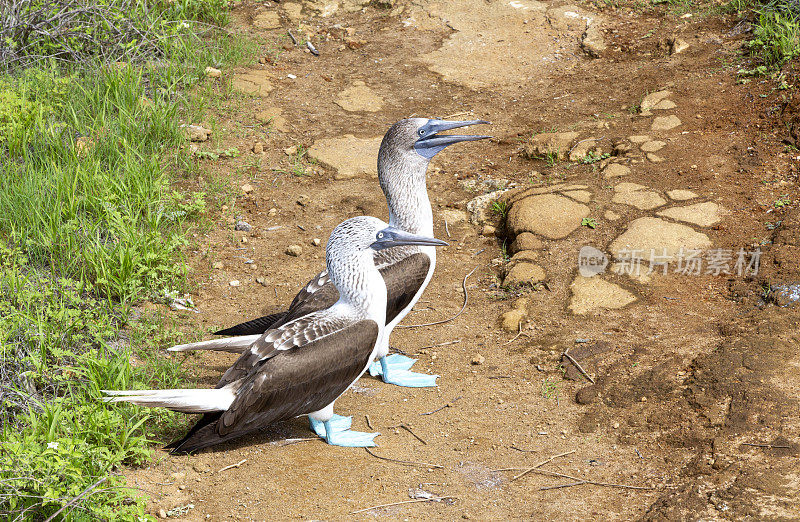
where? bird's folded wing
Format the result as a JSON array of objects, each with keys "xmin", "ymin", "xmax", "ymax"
[
  {"xmin": 216, "ymin": 311, "xmax": 351, "ymax": 387},
  {"xmin": 217, "ymin": 319, "xmax": 380, "ymax": 436},
  {"xmin": 381, "ymin": 252, "xmax": 431, "ymax": 323}
]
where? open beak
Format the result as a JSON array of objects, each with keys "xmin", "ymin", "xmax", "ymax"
[
  {"xmin": 371, "ymin": 226, "xmax": 448, "ymax": 250},
  {"xmin": 414, "ymin": 119, "xmax": 492, "ymax": 158}
]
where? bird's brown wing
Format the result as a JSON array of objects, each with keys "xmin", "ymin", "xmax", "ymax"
[{"xmin": 169, "ymin": 319, "xmax": 379, "ymax": 453}]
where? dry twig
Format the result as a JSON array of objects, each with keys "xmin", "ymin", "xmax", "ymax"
[
  {"xmin": 561, "ymin": 347, "xmax": 595, "ymax": 384},
  {"xmin": 511, "ymin": 450, "xmax": 576, "ymax": 481},
  {"xmin": 218, "ymin": 459, "xmax": 247, "ymax": 473},
  {"xmin": 350, "ymin": 496, "xmax": 456, "ymax": 514},
  {"xmin": 742, "ymin": 442, "xmax": 791, "ymax": 449},
  {"xmin": 364, "ymin": 448, "xmax": 443, "ymax": 469},
  {"xmin": 43, "ymin": 477, "xmax": 107, "ymax": 522},
  {"xmin": 398, "ymin": 267, "xmax": 477, "ymax": 328},
  {"xmin": 420, "ymin": 396, "xmax": 462, "ymax": 416}
]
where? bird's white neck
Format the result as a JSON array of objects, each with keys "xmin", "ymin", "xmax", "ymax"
[
  {"xmin": 379, "ymin": 153, "xmax": 434, "ymax": 237},
  {"xmin": 328, "ymin": 251, "xmax": 387, "ymax": 323}
]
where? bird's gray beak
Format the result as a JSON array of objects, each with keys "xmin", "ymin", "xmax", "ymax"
[
  {"xmin": 371, "ymin": 226, "xmax": 448, "ymax": 250},
  {"xmin": 414, "ymin": 119, "xmax": 492, "ymax": 159}
]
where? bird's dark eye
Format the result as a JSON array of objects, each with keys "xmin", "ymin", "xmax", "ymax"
[{"xmin": 418, "ymin": 129, "xmax": 426, "ymax": 136}]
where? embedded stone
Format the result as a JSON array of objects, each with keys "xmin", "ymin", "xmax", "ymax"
[
  {"xmin": 307, "ymin": 135, "xmax": 382, "ymax": 179},
  {"xmin": 611, "ymin": 183, "xmax": 666, "ymax": 210},
  {"xmin": 609, "ymin": 217, "xmax": 712, "ymax": 260},
  {"xmin": 651, "ymin": 115, "xmax": 681, "ymax": 131},
  {"xmin": 507, "ymin": 194, "xmax": 590, "ymax": 239},
  {"xmin": 657, "ymin": 202, "xmax": 724, "ymax": 227},
  {"xmin": 602, "ymin": 163, "xmax": 631, "ymax": 178},
  {"xmin": 335, "ymin": 81, "xmax": 384, "ymax": 112},
  {"xmin": 522, "ymin": 131, "xmax": 580, "ymax": 160},
  {"xmin": 640, "ymin": 90, "xmax": 672, "ymax": 111},
  {"xmin": 504, "ymin": 263, "xmax": 546, "ymax": 286},
  {"xmin": 569, "ymin": 276, "xmax": 636, "ymax": 315},
  {"xmin": 640, "ymin": 140, "xmax": 666, "ymax": 152},
  {"xmin": 510, "ymin": 232, "xmax": 544, "ymax": 253},
  {"xmin": 667, "ymin": 189, "xmax": 698, "ymax": 200},
  {"xmin": 562, "ymin": 190, "xmax": 592, "ymax": 203}
]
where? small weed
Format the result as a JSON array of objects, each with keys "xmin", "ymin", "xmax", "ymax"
[
  {"xmin": 541, "ymin": 377, "xmax": 561, "ymax": 401},
  {"xmin": 195, "ymin": 146, "xmax": 241, "ymax": 160},
  {"xmin": 581, "ymin": 151, "xmax": 611, "ymax": 164},
  {"xmin": 581, "ymin": 217, "xmax": 598, "ymax": 229},
  {"xmin": 774, "ymin": 194, "xmax": 792, "ymax": 208},
  {"xmin": 491, "ymin": 200, "xmax": 510, "ymax": 219}
]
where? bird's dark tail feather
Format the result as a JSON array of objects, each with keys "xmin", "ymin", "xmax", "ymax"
[
  {"xmin": 213, "ymin": 313, "xmax": 286, "ymax": 336},
  {"xmin": 165, "ymin": 412, "xmax": 222, "ymax": 454}
]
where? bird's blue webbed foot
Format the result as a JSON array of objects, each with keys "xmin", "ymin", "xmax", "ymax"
[
  {"xmin": 309, "ymin": 414, "xmax": 351, "ymax": 437},
  {"xmin": 370, "ymin": 354, "xmax": 439, "ymax": 387},
  {"xmin": 310, "ymin": 418, "xmax": 379, "ymax": 447},
  {"xmin": 368, "ymin": 353, "xmax": 416, "ymax": 376}
]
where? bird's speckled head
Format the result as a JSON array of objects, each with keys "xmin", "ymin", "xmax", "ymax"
[
  {"xmin": 325, "ymin": 216, "xmax": 447, "ymax": 306},
  {"xmin": 379, "ymin": 118, "xmax": 491, "ymax": 163}
]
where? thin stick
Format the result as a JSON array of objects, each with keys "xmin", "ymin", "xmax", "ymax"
[
  {"xmin": 520, "ymin": 468, "xmax": 653, "ymax": 490},
  {"xmin": 511, "ymin": 450, "xmax": 576, "ymax": 481},
  {"xmin": 742, "ymin": 442, "xmax": 791, "ymax": 449},
  {"xmin": 444, "ymin": 219, "xmax": 451, "ymax": 238},
  {"xmin": 539, "ymin": 481, "xmax": 587, "ymax": 491},
  {"xmin": 363, "ymin": 447, "xmax": 443, "ymax": 469},
  {"xmin": 510, "ymin": 445, "xmax": 537, "ymax": 453},
  {"xmin": 287, "ymin": 30, "xmax": 297, "ymax": 45},
  {"xmin": 366, "ymin": 414, "xmax": 374, "ymax": 430},
  {"xmin": 398, "ymin": 267, "xmax": 477, "ymax": 328},
  {"xmin": 562, "ymin": 347, "xmax": 596, "ymax": 384},
  {"xmin": 420, "ymin": 396, "xmax": 462, "ymax": 416},
  {"xmin": 350, "ymin": 496, "xmax": 456, "ymax": 514},
  {"xmin": 503, "ymin": 323, "xmax": 530, "ymax": 346},
  {"xmin": 218, "ymin": 459, "xmax": 247, "ymax": 473},
  {"xmin": 418, "ymin": 339, "xmax": 461, "ymax": 351},
  {"xmin": 44, "ymin": 477, "xmax": 107, "ymax": 522},
  {"xmin": 401, "ymin": 425, "xmax": 427, "ymax": 445}
]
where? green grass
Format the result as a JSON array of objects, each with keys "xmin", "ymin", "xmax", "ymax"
[{"xmin": 0, "ymin": 0, "xmax": 257, "ymax": 518}]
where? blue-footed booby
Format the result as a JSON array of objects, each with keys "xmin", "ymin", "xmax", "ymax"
[
  {"xmin": 103, "ymin": 216, "xmax": 448, "ymax": 453},
  {"xmin": 169, "ymin": 118, "xmax": 490, "ymax": 387}
]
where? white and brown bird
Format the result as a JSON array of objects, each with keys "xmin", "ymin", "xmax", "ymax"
[
  {"xmin": 102, "ymin": 216, "xmax": 447, "ymax": 453},
  {"xmin": 168, "ymin": 118, "xmax": 490, "ymax": 387}
]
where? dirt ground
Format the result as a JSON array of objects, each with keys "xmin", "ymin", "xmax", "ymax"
[{"xmin": 126, "ymin": 0, "xmax": 800, "ymax": 519}]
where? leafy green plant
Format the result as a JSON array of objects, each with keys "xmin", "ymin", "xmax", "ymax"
[
  {"xmin": 582, "ymin": 217, "xmax": 598, "ymax": 229},
  {"xmin": 774, "ymin": 194, "xmax": 792, "ymax": 208},
  {"xmin": 581, "ymin": 151, "xmax": 611, "ymax": 164},
  {"xmin": 491, "ymin": 200, "xmax": 510, "ymax": 219}
]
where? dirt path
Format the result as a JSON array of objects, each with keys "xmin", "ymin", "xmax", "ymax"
[{"xmin": 126, "ymin": 1, "xmax": 800, "ymax": 519}]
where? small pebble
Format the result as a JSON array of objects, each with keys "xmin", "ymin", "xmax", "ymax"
[
  {"xmin": 286, "ymin": 244, "xmax": 303, "ymax": 256},
  {"xmin": 284, "ymin": 145, "xmax": 298, "ymax": 155},
  {"xmin": 235, "ymin": 220, "xmax": 252, "ymax": 232},
  {"xmin": 252, "ymin": 142, "xmax": 264, "ymax": 154},
  {"xmin": 212, "ymin": 261, "xmax": 224, "ymax": 270},
  {"xmin": 287, "ymin": 73, "xmax": 297, "ymax": 79},
  {"xmin": 268, "ymin": 208, "xmax": 278, "ymax": 216},
  {"xmin": 205, "ymin": 66, "xmax": 221, "ymax": 78},
  {"xmin": 158, "ymin": 509, "xmax": 167, "ymax": 519},
  {"xmin": 481, "ymin": 225, "xmax": 496, "ymax": 237},
  {"xmin": 241, "ymin": 184, "xmax": 253, "ymax": 194},
  {"xmin": 256, "ymin": 277, "xmax": 268, "ymax": 287},
  {"xmin": 613, "ymin": 422, "xmax": 620, "ymax": 429},
  {"xmin": 471, "ymin": 354, "xmax": 485, "ymax": 365},
  {"xmin": 311, "ymin": 237, "xmax": 321, "ymax": 246},
  {"xmin": 229, "ymin": 280, "xmax": 240, "ymax": 287}
]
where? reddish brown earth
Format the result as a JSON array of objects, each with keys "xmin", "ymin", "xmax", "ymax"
[{"xmin": 125, "ymin": 0, "xmax": 800, "ymax": 519}]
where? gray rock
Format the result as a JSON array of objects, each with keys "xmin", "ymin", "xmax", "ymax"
[
  {"xmin": 466, "ymin": 189, "xmax": 509, "ymax": 225},
  {"xmin": 770, "ymin": 284, "xmax": 800, "ymax": 307},
  {"xmin": 308, "ymin": 135, "xmax": 382, "ymax": 180},
  {"xmin": 235, "ymin": 220, "xmax": 252, "ymax": 232},
  {"xmin": 286, "ymin": 244, "xmax": 303, "ymax": 256},
  {"xmin": 581, "ymin": 24, "xmax": 606, "ymax": 58},
  {"xmin": 651, "ymin": 115, "xmax": 682, "ymax": 131}
]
